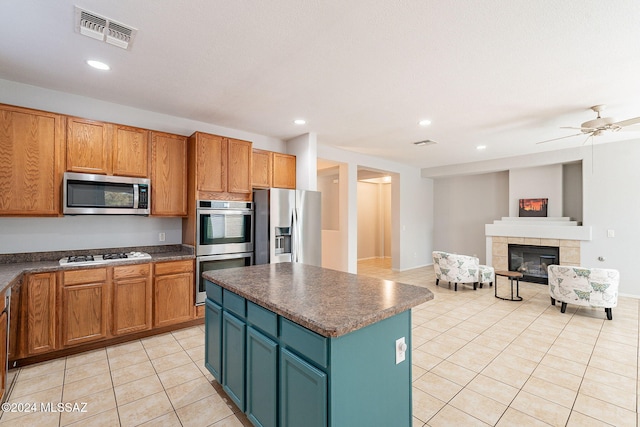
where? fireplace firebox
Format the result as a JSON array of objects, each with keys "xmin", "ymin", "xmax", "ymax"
[{"xmin": 508, "ymin": 244, "xmax": 559, "ymax": 284}]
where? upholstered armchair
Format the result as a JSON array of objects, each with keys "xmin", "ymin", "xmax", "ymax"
[
  {"xmin": 432, "ymin": 251, "xmax": 492, "ymax": 291},
  {"xmin": 548, "ymin": 265, "xmax": 620, "ymax": 320}
]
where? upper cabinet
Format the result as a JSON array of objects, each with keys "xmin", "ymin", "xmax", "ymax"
[
  {"xmin": 252, "ymin": 149, "xmax": 296, "ymax": 190},
  {"xmin": 189, "ymin": 132, "xmax": 252, "ymax": 200},
  {"xmin": 150, "ymin": 131, "xmax": 188, "ymax": 216},
  {"xmin": 66, "ymin": 118, "xmax": 149, "ymax": 177},
  {"xmin": 66, "ymin": 117, "xmax": 111, "ymax": 175},
  {"xmin": 0, "ymin": 104, "xmax": 64, "ymax": 216},
  {"xmin": 251, "ymin": 149, "xmax": 273, "ymax": 189},
  {"xmin": 272, "ymin": 153, "xmax": 296, "ymax": 189},
  {"xmin": 112, "ymin": 125, "xmax": 149, "ymax": 177}
]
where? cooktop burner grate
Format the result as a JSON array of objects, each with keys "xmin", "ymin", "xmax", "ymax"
[{"xmin": 66, "ymin": 255, "xmax": 95, "ymax": 263}]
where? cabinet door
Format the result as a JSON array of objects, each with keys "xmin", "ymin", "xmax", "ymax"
[
  {"xmin": 0, "ymin": 105, "xmax": 63, "ymax": 215},
  {"xmin": 113, "ymin": 264, "xmax": 152, "ymax": 335},
  {"xmin": 280, "ymin": 348, "xmax": 327, "ymax": 427},
  {"xmin": 150, "ymin": 132, "xmax": 188, "ymax": 216},
  {"xmin": 153, "ymin": 271, "xmax": 194, "ymax": 327},
  {"xmin": 222, "ymin": 311, "xmax": 246, "ymax": 411},
  {"xmin": 66, "ymin": 117, "xmax": 111, "ymax": 174},
  {"xmin": 272, "ymin": 153, "xmax": 296, "ymax": 189},
  {"xmin": 22, "ymin": 273, "xmax": 57, "ymax": 356},
  {"xmin": 205, "ymin": 299, "xmax": 222, "ymax": 382},
  {"xmin": 61, "ymin": 281, "xmax": 109, "ymax": 347},
  {"xmin": 251, "ymin": 149, "xmax": 272, "ymax": 189},
  {"xmin": 113, "ymin": 125, "xmax": 149, "ymax": 177},
  {"xmin": 247, "ymin": 327, "xmax": 278, "ymax": 427},
  {"xmin": 227, "ymin": 138, "xmax": 252, "ymax": 194},
  {"xmin": 196, "ymin": 133, "xmax": 225, "ymax": 193}
]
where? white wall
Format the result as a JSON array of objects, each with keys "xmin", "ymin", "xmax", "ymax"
[
  {"xmin": 357, "ymin": 182, "xmax": 380, "ymax": 260},
  {"xmin": 318, "ymin": 145, "xmax": 433, "ymax": 273},
  {"xmin": 509, "ymin": 164, "xmax": 562, "ymax": 217},
  {"xmin": 286, "ymin": 133, "xmax": 317, "ymax": 191},
  {"xmin": 433, "ymin": 171, "xmax": 509, "ymax": 264},
  {"xmin": 0, "ymin": 79, "xmax": 285, "ymax": 254},
  {"xmin": 427, "ymin": 139, "xmax": 640, "ymax": 296},
  {"xmin": 0, "ymin": 216, "xmax": 181, "ymax": 254}
]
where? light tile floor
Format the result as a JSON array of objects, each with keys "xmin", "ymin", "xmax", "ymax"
[{"xmin": 1, "ymin": 259, "xmax": 637, "ymax": 426}]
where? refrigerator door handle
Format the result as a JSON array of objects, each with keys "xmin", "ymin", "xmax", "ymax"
[{"xmin": 292, "ymin": 208, "xmax": 300, "ymax": 262}]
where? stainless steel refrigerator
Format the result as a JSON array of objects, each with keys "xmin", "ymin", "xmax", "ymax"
[{"xmin": 253, "ymin": 189, "xmax": 321, "ymax": 266}]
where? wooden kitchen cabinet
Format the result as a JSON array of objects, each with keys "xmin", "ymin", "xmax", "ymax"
[
  {"xmin": 112, "ymin": 263, "xmax": 152, "ymax": 335},
  {"xmin": 150, "ymin": 131, "xmax": 188, "ymax": 216},
  {"xmin": 272, "ymin": 153, "xmax": 296, "ymax": 189},
  {"xmin": 112, "ymin": 125, "xmax": 149, "ymax": 177},
  {"xmin": 189, "ymin": 132, "xmax": 252, "ymax": 199},
  {"xmin": 251, "ymin": 149, "xmax": 273, "ymax": 188},
  {"xmin": 0, "ymin": 104, "xmax": 64, "ymax": 216},
  {"xmin": 20, "ymin": 272, "xmax": 57, "ymax": 356},
  {"xmin": 153, "ymin": 260, "xmax": 194, "ymax": 327},
  {"xmin": 251, "ymin": 149, "xmax": 296, "ymax": 189},
  {"xmin": 60, "ymin": 268, "xmax": 110, "ymax": 347},
  {"xmin": 66, "ymin": 117, "xmax": 111, "ymax": 175}
]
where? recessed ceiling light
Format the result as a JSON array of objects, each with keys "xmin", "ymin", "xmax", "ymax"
[
  {"xmin": 418, "ymin": 119, "xmax": 432, "ymax": 127},
  {"xmin": 476, "ymin": 145, "xmax": 487, "ymax": 150},
  {"xmin": 294, "ymin": 119, "xmax": 306, "ymax": 125},
  {"xmin": 86, "ymin": 60, "xmax": 110, "ymax": 70}
]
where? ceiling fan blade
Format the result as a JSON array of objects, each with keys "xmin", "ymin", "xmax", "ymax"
[
  {"xmin": 613, "ymin": 116, "xmax": 640, "ymax": 127},
  {"xmin": 535, "ymin": 132, "xmax": 586, "ymax": 144}
]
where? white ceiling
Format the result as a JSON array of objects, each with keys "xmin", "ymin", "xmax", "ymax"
[{"xmin": 2, "ymin": 1, "xmax": 640, "ymax": 169}]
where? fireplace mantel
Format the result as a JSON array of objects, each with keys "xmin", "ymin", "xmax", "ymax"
[{"xmin": 485, "ymin": 217, "xmax": 592, "ymax": 241}]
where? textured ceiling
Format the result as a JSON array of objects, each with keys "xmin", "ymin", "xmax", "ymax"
[{"xmin": 2, "ymin": 1, "xmax": 640, "ymax": 169}]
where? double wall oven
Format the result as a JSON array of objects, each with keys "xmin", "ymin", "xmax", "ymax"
[{"xmin": 195, "ymin": 200, "xmax": 253, "ymax": 305}]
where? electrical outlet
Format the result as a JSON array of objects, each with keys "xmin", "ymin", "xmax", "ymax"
[
  {"xmin": 159, "ymin": 232, "xmax": 166, "ymax": 242},
  {"xmin": 395, "ymin": 337, "xmax": 407, "ymax": 364},
  {"xmin": 607, "ymin": 229, "xmax": 615, "ymax": 238}
]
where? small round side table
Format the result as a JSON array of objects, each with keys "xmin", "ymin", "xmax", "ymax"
[{"xmin": 494, "ymin": 271, "xmax": 523, "ymax": 301}]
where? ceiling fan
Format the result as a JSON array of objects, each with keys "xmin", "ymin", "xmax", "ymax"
[{"xmin": 536, "ymin": 105, "xmax": 640, "ymax": 145}]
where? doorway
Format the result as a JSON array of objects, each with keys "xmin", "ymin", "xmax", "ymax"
[{"xmin": 357, "ymin": 168, "xmax": 392, "ymax": 272}]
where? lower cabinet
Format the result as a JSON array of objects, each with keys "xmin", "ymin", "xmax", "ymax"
[
  {"xmin": 21, "ymin": 272, "xmax": 57, "ymax": 356},
  {"xmin": 222, "ymin": 312, "xmax": 246, "ymax": 411},
  {"xmin": 204, "ymin": 299, "xmax": 223, "ymax": 382},
  {"xmin": 153, "ymin": 260, "xmax": 194, "ymax": 327},
  {"xmin": 60, "ymin": 268, "xmax": 109, "ymax": 347},
  {"xmin": 112, "ymin": 264, "xmax": 152, "ymax": 335},
  {"xmin": 247, "ymin": 327, "xmax": 278, "ymax": 427},
  {"xmin": 280, "ymin": 348, "xmax": 327, "ymax": 427},
  {"xmin": 204, "ymin": 281, "xmax": 328, "ymax": 427}
]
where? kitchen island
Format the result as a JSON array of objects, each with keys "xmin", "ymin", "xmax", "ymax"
[{"xmin": 202, "ymin": 262, "xmax": 433, "ymax": 427}]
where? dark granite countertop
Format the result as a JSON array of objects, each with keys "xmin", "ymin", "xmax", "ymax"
[
  {"xmin": 202, "ymin": 263, "xmax": 434, "ymax": 338},
  {"xmin": 0, "ymin": 245, "xmax": 195, "ymax": 294}
]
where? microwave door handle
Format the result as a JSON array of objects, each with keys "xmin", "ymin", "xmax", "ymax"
[{"xmin": 133, "ymin": 184, "xmax": 139, "ymax": 209}]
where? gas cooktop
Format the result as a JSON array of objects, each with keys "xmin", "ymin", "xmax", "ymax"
[{"xmin": 58, "ymin": 251, "xmax": 152, "ymax": 267}]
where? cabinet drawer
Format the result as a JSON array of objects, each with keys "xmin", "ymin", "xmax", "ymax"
[
  {"xmin": 154, "ymin": 260, "xmax": 193, "ymax": 276},
  {"xmin": 280, "ymin": 318, "xmax": 328, "ymax": 369},
  {"xmin": 113, "ymin": 263, "xmax": 150, "ymax": 280},
  {"xmin": 223, "ymin": 290, "xmax": 246, "ymax": 319},
  {"xmin": 205, "ymin": 280, "xmax": 223, "ymax": 305},
  {"xmin": 247, "ymin": 301, "xmax": 277, "ymax": 338},
  {"xmin": 63, "ymin": 268, "xmax": 107, "ymax": 285}
]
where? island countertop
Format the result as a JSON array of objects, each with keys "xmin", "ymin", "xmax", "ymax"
[{"xmin": 202, "ymin": 262, "xmax": 434, "ymax": 337}]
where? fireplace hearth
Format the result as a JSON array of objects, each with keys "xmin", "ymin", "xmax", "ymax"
[{"xmin": 508, "ymin": 244, "xmax": 559, "ymax": 284}]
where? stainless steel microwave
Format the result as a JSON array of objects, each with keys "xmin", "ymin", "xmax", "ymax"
[{"xmin": 63, "ymin": 172, "xmax": 150, "ymax": 215}]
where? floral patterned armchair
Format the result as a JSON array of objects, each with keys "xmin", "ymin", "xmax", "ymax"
[
  {"xmin": 548, "ymin": 265, "xmax": 619, "ymax": 320},
  {"xmin": 432, "ymin": 251, "xmax": 494, "ymax": 291}
]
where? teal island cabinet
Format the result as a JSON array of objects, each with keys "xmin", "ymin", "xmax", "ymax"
[{"xmin": 203, "ymin": 263, "xmax": 433, "ymax": 427}]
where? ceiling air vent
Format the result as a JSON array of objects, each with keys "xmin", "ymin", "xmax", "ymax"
[
  {"xmin": 75, "ymin": 7, "xmax": 137, "ymax": 50},
  {"xmin": 413, "ymin": 140, "xmax": 438, "ymax": 147}
]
